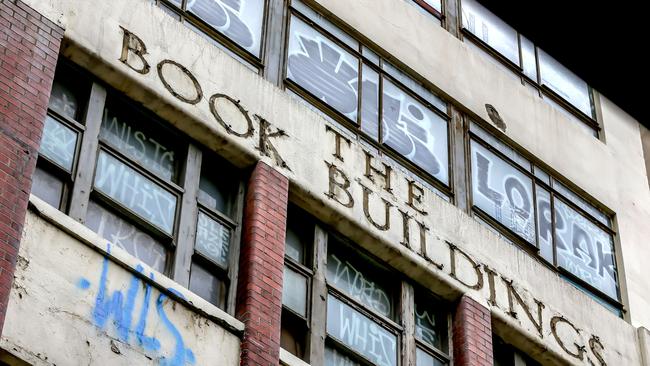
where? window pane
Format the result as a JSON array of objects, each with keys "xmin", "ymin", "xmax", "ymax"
[
  {"xmin": 382, "ymin": 79, "xmax": 449, "ymax": 184},
  {"xmin": 470, "ymin": 141, "xmax": 535, "ymax": 243},
  {"xmin": 285, "ymin": 205, "xmax": 314, "ymax": 265},
  {"xmin": 287, "ymin": 16, "xmax": 359, "ymax": 121},
  {"xmin": 291, "ymin": 0, "xmax": 359, "ymax": 50},
  {"xmin": 31, "ymin": 166, "xmax": 64, "ymax": 209},
  {"xmin": 326, "ymin": 247, "xmax": 394, "ymax": 319},
  {"xmin": 360, "ymin": 64, "xmax": 380, "ymax": 141},
  {"xmin": 325, "ymin": 345, "xmax": 362, "ymax": 366},
  {"xmin": 415, "ymin": 296, "xmax": 445, "ymax": 351},
  {"xmin": 538, "ymin": 49, "xmax": 592, "ymax": 117},
  {"xmin": 93, "ymin": 151, "xmax": 177, "ymax": 234},
  {"xmin": 326, "ymin": 295, "xmax": 397, "ymax": 366},
  {"xmin": 198, "ymin": 162, "xmax": 234, "ymax": 214},
  {"xmin": 186, "ymin": 0, "xmax": 265, "ymax": 57},
  {"xmin": 40, "ymin": 116, "xmax": 78, "ymax": 172},
  {"xmin": 469, "ymin": 121, "xmax": 531, "ymax": 171},
  {"xmin": 282, "ymin": 266, "xmax": 308, "ymax": 317},
  {"xmin": 535, "ymin": 185, "xmax": 553, "ymax": 263},
  {"xmin": 85, "ymin": 200, "xmax": 167, "ymax": 272},
  {"xmin": 49, "ymin": 80, "xmax": 80, "ymax": 120},
  {"xmin": 416, "ymin": 348, "xmax": 445, "ymax": 366},
  {"xmin": 554, "ymin": 199, "xmax": 618, "ymax": 299},
  {"xmin": 553, "ymin": 180, "xmax": 609, "ymax": 226},
  {"xmin": 461, "ymin": 0, "xmax": 519, "ymax": 65},
  {"xmin": 418, "ymin": 0, "xmax": 442, "ymax": 14},
  {"xmin": 189, "ymin": 261, "xmax": 225, "ymax": 308},
  {"xmin": 100, "ymin": 99, "xmax": 178, "ymax": 181},
  {"xmin": 381, "ymin": 62, "xmax": 447, "ymax": 112},
  {"xmin": 195, "ymin": 212, "xmax": 231, "ymax": 268}
]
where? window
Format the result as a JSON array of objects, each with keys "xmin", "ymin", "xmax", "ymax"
[
  {"xmin": 460, "ymin": 0, "xmax": 598, "ymax": 136},
  {"xmin": 286, "ymin": 0, "xmax": 451, "ymax": 195},
  {"xmin": 468, "ymin": 122, "xmax": 621, "ymax": 313},
  {"xmin": 155, "ymin": 0, "xmax": 266, "ymax": 69},
  {"xmin": 32, "ymin": 59, "xmax": 244, "ymax": 313},
  {"xmin": 281, "ymin": 206, "xmax": 451, "ymax": 365},
  {"xmin": 412, "ymin": 0, "xmax": 443, "ymax": 22},
  {"xmin": 493, "ymin": 335, "xmax": 540, "ymax": 366}
]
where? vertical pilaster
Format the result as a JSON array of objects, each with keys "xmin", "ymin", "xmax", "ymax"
[
  {"xmin": 236, "ymin": 161, "xmax": 289, "ymax": 366},
  {"xmin": 0, "ymin": 0, "xmax": 62, "ymax": 333},
  {"xmin": 453, "ymin": 295, "xmax": 494, "ymax": 366}
]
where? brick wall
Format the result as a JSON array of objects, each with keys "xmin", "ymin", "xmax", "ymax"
[
  {"xmin": 236, "ymin": 161, "xmax": 289, "ymax": 366},
  {"xmin": 0, "ymin": 0, "xmax": 62, "ymax": 332},
  {"xmin": 453, "ymin": 295, "xmax": 494, "ymax": 366}
]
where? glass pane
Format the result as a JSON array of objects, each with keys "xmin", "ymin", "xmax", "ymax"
[
  {"xmin": 49, "ymin": 80, "xmax": 80, "ymax": 120},
  {"xmin": 553, "ymin": 180, "xmax": 609, "ymax": 227},
  {"xmin": 198, "ymin": 160, "xmax": 235, "ymax": 215},
  {"xmin": 31, "ymin": 166, "xmax": 64, "ymax": 209},
  {"xmin": 285, "ymin": 206, "xmax": 313, "ymax": 265},
  {"xmin": 195, "ymin": 212, "xmax": 231, "ymax": 268},
  {"xmin": 327, "ymin": 295, "xmax": 397, "ymax": 366},
  {"xmin": 189, "ymin": 261, "xmax": 225, "ymax": 308},
  {"xmin": 554, "ymin": 199, "xmax": 618, "ymax": 300},
  {"xmin": 326, "ymin": 247, "xmax": 394, "ymax": 319},
  {"xmin": 520, "ymin": 36, "xmax": 537, "ymax": 81},
  {"xmin": 538, "ymin": 49, "xmax": 592, "ymax": 117},
  {"xmin": 282, "ymin": 266, "xmax": 308, "ymax": 317},
  {"xmin": 382, "ymin": 79, "xmax": 449, "ymax": 184},
  {"xmin": 287, "ymin": 16, "xmax": 359, "ymax": 121},
  {"xmin": 419, "ymin": 0, "xmax": 442, "ymax": 14},
  {"xmin": 535, "ymin": 185, "xmax": 553, "ymax": 263},
  {"xmin": 86, "ymin": 200, "xmax": 167, "ymax": 272},
  {"xmin": 381, "ymin": 62, "xmax": 447, "ymax": 112},
  {"xmin": 416, "ymin": 348, "xmax": 445, "ymax": 366},
  {"xmin": 100, "ymin": 99, "xmax": 178, "ymax": 181},
  {"xmin": 415, "ymin": 296, "xmax": 445, "ymax": 350},
  {"xmin": 461, "ymin": 0, "xmax": 519, "ymax": 65},
  {"xmin": 291, "ymin": 0, "xmax": 359, "ymax": 50},
  {"xmin": 360, "ymin": 64, "xmax": 380, "ymax": 141},
  {"xmin": 39, "ymin": 115, "xmax": 78, "ymax": 172},
  {"xmin": 93, "ymin": 151, "xmax": 177, "ymax": 234},
  {"xmin": 469, "ymin": 121, "xmax": 531, "ymax": 171},
  {"xmin": 533, "ymin": 166, "xmax": 550, "ymax": 185},
  {"xmin": 470, "ymin": 141, "xmax": 535, "ymax": 243},
  {"xmin": 325, "ymin": 346, "xmax": 362, "ymax": 366},
  {"xmin": 186, "ymin": 0, "xmax": 265, "ymax": 57}
]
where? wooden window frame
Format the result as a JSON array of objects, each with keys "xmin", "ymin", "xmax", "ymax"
[{"xmin": 33, "ymin": 59, "xmax": 245, "ymax": 315}]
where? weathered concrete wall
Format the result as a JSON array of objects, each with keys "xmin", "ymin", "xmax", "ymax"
[
  {"xmin": 0, "ymin": 196, "xmax": 242, "ymax": 365},
  {"xmin": 14, "ymin": 0, "xmax": 650, "ymax": 364}
]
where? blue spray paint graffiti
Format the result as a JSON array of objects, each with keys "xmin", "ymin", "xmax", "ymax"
[{"xmin": 78, "ymin": 244, "xmax": 195, "ymax": 365}]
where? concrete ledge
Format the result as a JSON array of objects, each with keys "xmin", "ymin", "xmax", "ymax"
[
  {"xmin": 27, "ymin": 194, "xmax": 245, "ymax": 337},
  {"xmin": 279, "ymin": 348, "xmax": 310, "ymax": 366}
]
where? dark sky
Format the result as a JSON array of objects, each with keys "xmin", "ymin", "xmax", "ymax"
[{"xmin": 476, "ymin": 0, "xmax": 648, "ymax": 127}]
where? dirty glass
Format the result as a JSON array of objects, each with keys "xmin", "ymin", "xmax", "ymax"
[
  {"xmin": 360, "ymin": 64, "xmax": 380, "ymax": 140},
  {"xmin": 195, "ymin": 211, "xmax": 231, "ymax": 268},
  {"xmin": 189, "ymin": 261, "xmax": 225, "ymax": 307},
  {"xmin": 40, "ymin": 115, "xmax": 78, "ymax": 172},
  {"xmin": 186, "ymin": 0, "xmax": 265, "ymax": 56},
  {"xmin": 535, "ymin": 185, "xmax": 554, "ymax": 263},
  {"xmin": 287, "ymin": 16, "xmax": 359, "ymax": 121},
  {"xmin": 538, "ymin": 50, "xmax": 592, "ymax": 117},
  {"xmin": 461, "ymin": 0, "xmax": 519, "ymax": 65},
  {"xmin": 554, "ymin": 199, "xmax": 617, "ymax": 299},
  {"xmin": 382, "ymin": 79, "xmax": 448, "ymax": 184},
  {"xmin": 327, "ymin": 295, "xmax": 397, "ymax": 366},
  {"xmin": 282, "ymin": 266, "xmax": 308, "ymax": 317},
  {"xmin": 49, "ymin": 80, "xmax": 80, "ymax": 120},
  {"xmin": 470, "ymin": 141, "xmax": 535, "ymax": 244},
  {"xmin": 86, "ymin": 200, "xmax": 167, "ymax": 272},
  {"xmin": 93, "ymin": 151, "xmax": 177, "ymax": 234},
  {"xmin": 31, "ymin": 167, "xmax": 64, "ymax": 209},
  {"xmin": 414, "ymin": 297, "xmax": 445, "ymax": 350},
  {"xmin": 416, "ymin": 348, "xmax": 445, "ymax": 366}
]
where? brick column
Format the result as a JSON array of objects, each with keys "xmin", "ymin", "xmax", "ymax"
[
  {"xmin": 236, "ymin": 161, "xmax": 289, "ymax": 366},
  {"xmin": 453, "ymin": 295, "xmax": 494, "ymax": 366},
  {"xmin": 0, "ymin": 0, "xmax": 63, "ymax": 333}
]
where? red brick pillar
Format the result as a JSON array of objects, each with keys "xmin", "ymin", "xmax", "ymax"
[
  {"xmin": 453, "ymin": 295, "xmax": 494, "ymax": 366},
  {"xmin": 236, "ymin": 161, "xmax": 288, "ymax": 366},
  {"xmin": 0, "ymin": 0, "xmax": 63, "ymax": 333}
]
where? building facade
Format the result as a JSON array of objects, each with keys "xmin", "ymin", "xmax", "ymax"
[{"xmin": 0, "ymin": 0, "xmax": 649, "ymax": 365}]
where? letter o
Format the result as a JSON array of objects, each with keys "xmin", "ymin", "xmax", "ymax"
[
  {"xmin": 209, "ymin": 93, "xmax": 255, "ymax": 138},
  {"xmin": 157, "ymin": 59, "xmax": 203, "ymax": 105}
]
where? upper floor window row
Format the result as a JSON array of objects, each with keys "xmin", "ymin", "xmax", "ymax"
[
  {"xmin": 286, "ymin": 0, "xmax": 451, "ymax": 195},
  {"xmin": 461, "ymin": 0, "xmax": 599, "ymax": 136},
  {"xmin": 33, "ymin": 61, "xmax": 244, "ymax": 315},
  {"xmin": 469, "ymin": 122, "xmax": 621, "ymax": 314}
]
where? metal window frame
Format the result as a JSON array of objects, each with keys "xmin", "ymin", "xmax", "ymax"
[
  {"xmin": 466, "ymin": 122, "xmax": 624, "ymax": 312},
  {"xmin": 283, "ymin": 4, "xmax": 454, "ymax": 198}
]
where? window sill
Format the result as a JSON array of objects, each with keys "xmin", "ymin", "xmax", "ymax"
[
  {"xmin": 27, "ymin": 194, "xmax": 245, "ymax": 338},
  {"xmin": 280, "ymin": 348, "xmax": 311, "ymax": 366}
]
